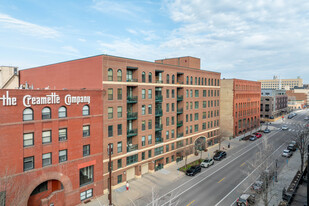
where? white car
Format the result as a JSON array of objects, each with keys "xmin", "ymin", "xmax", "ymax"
[
  {"xmin": 200, "ymin": 158, "xmax": 214, "ymax": 168},
  {"xmin": 282, "ymin": 125, "xmax": 288, "ymax": 130},
  {"xmin": 304, "ymin": 116, "xmax": 309, "ymax": 120},
  {"xmin": 282, "ymin": 149, "xmax": 292, "ymax": 158}
]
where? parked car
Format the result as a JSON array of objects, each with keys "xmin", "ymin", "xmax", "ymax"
[
  {"xmin": 213, "ymin": 151, "xmax": 227, "ymax": 161},
  {"xmin": 236, "ymin": 194, "xmax": 255, "ymax": 206},
  {"xmin": 255, "ymin": 133, "xmax": 262, "ymax": 138},
  {"xmin": 304, "ymin": 116, "xmax": 309, "ymax": 120},
  {"xmin": 282, "ymin": 149, "xmax": 293, "ymax": 158},
  {"xmin": 290, "ymin": 141, "xmax": 297, "ymax": 146},
  {"xmin": 200, "ymin": 158, "xmax": 214, "ymax": 168},
  {"xmin": 186, "ymin": 165, "xmax": 201, "ymax": 176},
  {"xmin": 263, "ymin": 128, "xmax": 271, "ymax": 133},
  {"xmin": 249, "ymin": 135, "xmax": 257, "ymax": 141},
  {"xmin": 288, "ymin": 113, "xmax": 296, "ymax": 119},
  {"xmin": 282, "ymin": 125, "xmax": 288, "ymax": 130},
  {"xmin": 287, "ymin": 144, "xmax": 296, "ymax": 151},
  {"xmin": 251, "ymin": 180, "xmax": 264, "ymax": 193}
]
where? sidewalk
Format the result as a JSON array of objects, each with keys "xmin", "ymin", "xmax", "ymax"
[{"xmin": 82, "ymin": 128, "xmax": 277, "ymax": 206}]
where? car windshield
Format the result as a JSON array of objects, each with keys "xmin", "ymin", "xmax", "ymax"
[
  {"xmin": 283, "ymin": 150, "xmax": 289, "ymax": 153},
  {"xmin": 203, "ymin": 159, "xmax": 209, "ymax": 162}
]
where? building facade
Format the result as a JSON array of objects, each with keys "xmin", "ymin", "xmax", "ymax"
[
  {"xmin": 260, "ymin": 89, "xmax": 288, "ymax": 119},
  {"xmin": 0, "ymin": 66, "xmax": 19, "ymax": 89},
  {"xmin": 258, "ymin": 76, "xmax": 303, "ymax": 90},
  {"xmin": 220, "ymin": 79, "xmax": 261, "ymax": 138},
  {"xmin": 0, "ymin": 89, "xmax": 103, "ymax": 206},
  {"xmin": 18, "ymin": 55, "xmax": 221, "ymax": 203},
  {"xmin": 286, "ymin": 90, "xmax": 308, "ymax": 109}
]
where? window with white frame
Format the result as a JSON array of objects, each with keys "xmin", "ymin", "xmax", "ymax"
[
  {"xmin": 42, "ymin": 130, "xmax": 52, "ymax": 144},
  {"xmin": 23, "ymin": 132, "xmax": 34, "ymax": 147},
  {"xmin": 80, "ymin": 188, "xmax": 93, "ymax": 201},
  {"xmin": 42, "ymin": 153, "xmax": 52, "ymax": 167},
  {"xmin": 59, "ymin": 149, "xmax": 67, "ymax": 163}
]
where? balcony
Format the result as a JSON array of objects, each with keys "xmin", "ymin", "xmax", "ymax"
[
  {"xmin": 155, "ymin": 95, "xmax": 163, "ymax": 102},
  {"xmin": 127, "ymin": 144, "xmax": 138, "ymax": 153},
  {"xmin": 177, "ymin": 81, "xmax": 184, "ymax": 84},
  {"xmin": 127, "ymin": 112, "xmax": 138, "ymax": 120},
  {"xmin": 127, "ymin": 129, "xmax": 138, "ymax": 137},
  {"xmin": 177, "ymin": 95, "xmax": 183, "ymax": 101},
  {"xmin": 177, "ymin": 108, "xmax": 183, "ymax": 114},
  {"xmin": 177, "ymin": 133, "xmax": 184, "ymax": 138},
  {"xmin": 156, "ymin": 79, "xmax": 163, "ymax": 83},
  {"xmin": 127, "ymin": 96, "xmax": 138, "ymax": 103},
  {"xmin": 155, "ymin": 138, "xmax": 163, "ymax": 144},
  {"xmin": 155, "ymin": 109, "xmax": 163, "ymax": 117},
  {"xmin": 177, "ymin": 121, "xmax": 183, "ymax": 127},
  {"xmin": 155, "ymin": 123, "xmax": 163, "ymax": 131},
  {"xmin": 126, "ymin": 78, "xmax": 138, "ymax": 82}
]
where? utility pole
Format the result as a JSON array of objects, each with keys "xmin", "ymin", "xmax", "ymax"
[{"xmin": 108, "ymin": 143, "xmax": 113, "ymax": 206}]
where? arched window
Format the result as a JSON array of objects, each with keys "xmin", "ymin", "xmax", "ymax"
[
  {"xmin": 190, "ymin": 77, "xmax": 193, "ymax": 85},
  {"xmin": 195, "ymin": 77, "xmax": 197, "ymax": 85},
  {"xmin": 198, "ymin": 77, "xmax": 200, "ymax": 85},
  {"xmin": 201, "ymin": 78, "xmax": 204, "ymax": 85},
  {"xmin": 117, "ymin": 69, "xmax": 122, "ymax": 82},
  {"xmin": 83, "ymin": 105, "xmax": 90, "ymax": 116},
  {"xmin": 58, "ymin": 106, "xmax": 67, "ymax": 118},
  {"xmin": 149, "ymin": 72, "xmax": 152, "ymax": 83},
  {"xmin": 166, "ymin": 74, "xmax": 170, "ymax": 84},
  {"xmin": 108, "ymin": 68, "xmax": 113, "ymax": 81},
  {"xmin": 172, "ymin": 75, "xmax": 175, "ymax": 84},
  {"xmin": 42, "ymin": 107, "xmax": 51, "ymax": 120},
  {"xmin": 214, "ymin": 79, "xmax": 217, "ymax": 86},
  {"xmin": 208, "ymin": 79, "xmax": 210, "ymax": 85},
  {"xmin": 205, "ymin": 78, "xmax": 207, "ymax": 85},
  {"xmin": 186, "ymin": 76, "xmax": 189, "ymax": 84},
  {"xmin": 23, "ymin": 108, "xmax": 33, "ymax": 121},
  {"xmin": 211, "ymin": 79, "xmax": 213, "ymax": 86},
  {"xmin": 142, "ymin": 72, "xmax": 146, "ymax": 83},
  {"xmin": 217, "ymin": 79, "xmax": 220, "ymax": 86}
]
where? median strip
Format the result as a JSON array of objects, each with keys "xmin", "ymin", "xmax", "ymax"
[
  {"xmin": 240, "ymin": 162, "xmax": 246, "ymax": 167},
  {"xmin": 186, "ymin": 200, "xmax": 195, "ymax": 206},
  {"xmin": 218, "ymin": 177, "xmax": 225, "ymax": 183}
]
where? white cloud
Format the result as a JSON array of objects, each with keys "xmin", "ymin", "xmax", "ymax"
[
  {"xmin": 61, "ymin": 46, "xmax": 79, "ymax": 55},
  {"xmin": 0, "ymin": 13, "xmax": 60, "ymax": 38}
]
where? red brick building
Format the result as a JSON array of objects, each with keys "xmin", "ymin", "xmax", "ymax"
[
  {"xmin": 220, "ymin": 79, "xmax": 261, "ymax": 137},
  {"xmin": 9, "ymin": 55, "xmax": 221, "ymax": 204},
  {"xmin": 0, "ymin": 89, "xmax": 103, "ymax": 206}
]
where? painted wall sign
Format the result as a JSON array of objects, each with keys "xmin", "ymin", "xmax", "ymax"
[{"xmin": 0, "ymin": 91, "xmax": 91, "ymax": 107}]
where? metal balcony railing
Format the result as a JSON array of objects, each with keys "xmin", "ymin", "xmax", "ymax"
[
  {"xmin": 155, "ymin": 95, "xmax": 163, "ymax": 102},
  {"xmin": 177, "ymin": 121, "xmax": 183, "ymax": 127},
  {"xmin": 155, "ymin": 109, "xmax": 163, "ymax": 116},
  {"xmin": 177, "ymin": 133, "xmax": 184, "ymax": 138},
  {"xmin": 127, "ymin": 96, "xmax": 138, "ymax": 103},
  {"xmin": 155, "ymin": 138, "xmax": 163, "ymax": 144},
  {"xmin": 127, "ymin": 129, "xmax": 138, "ymax": 137},
  {"xmin": 155, "ymin": 123, "xmax": 163, "ymax": 131},
  {"xmin": 127, "ymin": 144, "xmax": 138, "ymax": 152},
  {"xmin": 126, "ymin": 78, "xmax": 138, "ymax": 82},
  {"xmin": 177, "ymin": 108, "xmax": 183, "ymax": 114},
  {"xmin": 127, "ymin": 112, "xmax": 138, "ymax": 120}
]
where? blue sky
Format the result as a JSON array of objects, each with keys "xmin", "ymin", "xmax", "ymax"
[{"xmin": 0, "ymin": 0, "xmax": 308, "ymax": 83}]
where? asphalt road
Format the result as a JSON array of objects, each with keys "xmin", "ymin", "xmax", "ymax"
[{"xmin": 145, "ymin": 109, "xmax": 309, "ymax": 206}]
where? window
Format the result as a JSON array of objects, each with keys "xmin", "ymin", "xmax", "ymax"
[
  {"xmin": 154, "ymin": 146, "xmax": 164, "ymax": 156},
  {"xmin": 80, "ymin": 165, "xmax": 94, "ymax": 186},
  {"xmin": 148, "ymin": 89, "xmax": 152, "ymax": 99},
  {"xmin": 172, "ymin": 89, "xmax": 175, "ymax": 98},
  {"xmin": 171, "ymin": 103, "xmax": 175, "ymax": 112},
  {"xmin": 117, "ymin": 124, "xmax": 122, "ymax": 136},
  {"xmin": 186, "ymin": 126, "xmax": 188, "ymax": 134},
  {"xmin": 83, "ymin": 145, "xmax": 90, "ymax": 156},
  {"xmin": 117, "ymin": 142, "xmax": 122, "ymax": 153},
  {"xmin": 142, "ymin": 152, "xmax": 145, "ymax": 160},
  {"xmin": 195, "ymin": 101, "xmax": 199, "ymax": 109},
  {"xmin": 108, "ymin": 107, "xmax": 113, "ymax": 119},
  {"xmin": 83, "ymin": 125, "xmax": 90, "ymax": 137},
  {"xmin": 108, "ymin": 68, "xmax": 113, "ymax": 81},
  {"xmin": 80, "ymin": 189, "xmax": 93, "ymax": 201},
  {"xmin": 195, "ymin": 77, "xmax": 197, "ymax": 85},
  {"xmin": 149, "ymin": 72, "xmax": 152, "ymax": 83},
  {"xmin": 195, "ymin": 124, "xmax": 198, "ymax": 132},
  {"xmin": 117, "ymin": 106, "xmax": 122, "ymax": 118},
  {"xmin": 195, "ymin": 90, "xmax": 199, "ymax": 97},
  {"xmin": 203, "ymin": 101, "xmax": 207, "ymax": 108},
  {"xmin": 203, "ymin": 112, "xmax": 206, "ymax": 119},
  {"xmin": 186, "ymin": 90, "xmax": 189, "ymax": 98},
  {"xmin": 171, "ymin": 116, "xmax": 175, "ymax": 125},
  {"xmin": 23, "ymin": 156, "xmax": 34, "ymax": 171},
  {"xmin": 58, "ymin": 106, "xmax": 67, "ymax": 118},
  {"xmin": 142, "ymin": 89, "xmax": 146, "ymax": 99},
  {"xmin": 42, "ymin": 107, "xmax": 51, "ymax": 120},
  {"xmin": 186, "ymin": 102, "xmax": 189, "ymax": 110},
  {"xmin": 148, "ymin": 135, "xmax": 152, "ymax": 144},
  {"xmin": 166, "ymin": 103, "xmax": 169, "ymax": 112},
  {"xmin": 166, "ymin": 89, "xmax": 170, "ymax": 98},
  {"xmin": 109, "ymin": 143, "xmax": 113, "ymax": 155},
  {"xmin": 195, "ymin": 113, "xmax": 199, "ymax": 120},
  {"xmin": 166, "ymin": 130, "xmax": 169, "ymax": 139},
  {"xmin": 166, "ymin": 145, "xmax": 169, "ymax": 152},
  {"xmin": 171, "ymin": 143, "xmax": 175, "ymax": 150},
  {"xmin": 82, "ymin": 105, "xmax": 90, "ymax": 116},
  {"xmin": 186, "ymin": 114, "xmax": 188, "ymax": 122},
  {"xmin": 142, "ymin": 121, "xmax": 146, "ymax": 131},
  {"xmin": 42, "ymin": 153, "xmax": 52, "ymax": 167},
  {"xmin": 190, "ymin": 126, "xmax": 192, "ymax": 133},
  {"xmin": 108, "ymin": 89, "xmax": 113, "ymax": 100},
  {"xmin": 171, "ymin": 129, "xmax": 175, "ymax": 138},
  {"xmin": 142, "ymin": 105, "xmax": 146, "ymax": 115},
  {"xmin": 117, "ymin": 175, "xmax": 122, "ymax": 184},
  {"xmin": 190, "ymin": 90, "xmax": 193, "ymax": 97},
  {"xmin": 108, "ymin": 125, "xmax": 113, "ymax": 137},
  {"xmin": 127, "ymin": 154, "xmax": 138, "ymax": 165},
  {"xmin": 30, "ymin": 181, "xmax": 48, "ymax": 196},
  {"xmin": 148, "ymin": 150, "xmax": 152, "ymax": 158},
  {"xmin": 172, "ymin": 75, "xmax": 175, "ymax": 84},
  {"xmin": 117, "ymin": 88, "xmax": 122, "ymax": 100},
  {"xmin": 148, "ymin": 120, "xmax": 152, "ymax": 129},
  {"xmin": 166, "ymin": 117, "xmax": 169, "ymax": 126},
  {"xmin": 148, "ymin": 104, "xmax": 152, "ymax": 114},
  {"xmin": 23, "ymin": 108, "xmax": 34, "ymax": 121},
  {"xmin": 142, "ymin": 72, "xmax": 146, "ymax": 82},
  {"xmin": 42, "ymin": 130, "xmax": 52, "ymax": 144},
  {"xmin": 190, "ymin": 114, "xmax": 192, "ymax": 121},
  {"xmin": 117, "ymin": 69, "xmax": 122, "ymax": 81},
  {"xmin": 23, "ymin": 133, "xmax": 34, "ymax": 147},
  {"xmin": 59, "ymin": 128, "xmax": 67, "ymax": 141},
  {"xmin": 203, "ymin": 90, "xmax": 206, "ymax": 97},
  {"xmin": 186, "ymin": 76, "xmax": 189, "ymax": 84},
  {"xmin": 117, "ymin": 159, "xmax": 122, "ymax": 168},
  {"xmin": 190, "ymin": 102, "xmax": 193, "ymax": 109},
  {"xmin": 190, "ymin": 76, "xmax": 193, "ymax": 85},
  {"xmin": 167, "ymin": 74, "xmax": 170, "ymax": 84},
  {"xmin": 142, "ymin": 136, "xmax": 146, "ymax": 146},
  {"xmin": 59, "ymin": 149, "xmax": 67, "ymax": 163}
]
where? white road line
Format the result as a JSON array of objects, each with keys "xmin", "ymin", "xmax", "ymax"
[{"xmin": 215, "ymin": 142, "xmax": 286, "ymax": 206}]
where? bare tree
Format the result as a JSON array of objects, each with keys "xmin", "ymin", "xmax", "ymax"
[
  {"xmin": 290, "ymin": 123, "xmax": 309, "ymax": 172},
  {"xmin": 195, "ymin": 138, "xmax": 206, "ymax": 162},
  {"xmin": 217, "ymin": 134, "xmax": 225, "ymax": 150}
]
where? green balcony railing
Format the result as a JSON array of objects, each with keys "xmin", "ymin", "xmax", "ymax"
[
  {"xmin": 177, "ymin": 133, "xmax": 184, "ymax": 138},
  {"xmin": 126, "ymin": 78, "xmax": 138, "ymax": 82},
  {"xmin": 156, "ymin": 79, "xmax": 163, "ymax": 83},
  {"xmin": 177, "ymin": 108, "xmax": 183, "ymax": 114},
  {"xmin": 177, "ymin": 95, "xmax": 183, "ymax": 101},
  {"xmin": 127, "ymin": 112, "xmax": 138, "ymax": 120},
  {"xmin": 177, "ymin": 121, "xmax": 183, "ymax": 127},
  {"xmin": 155, "ymin": 109, "xmax": 163, "ymax": 117},
  {"xmin": 155, "ymin": 123, "xmax": 163, "ymax": 131},
  {"xmin": 127, "ymin": 144, "xmax": 138, "ymax": 153},
  {"xmin": 177, "ymin": 81, "xmax": 184, "ymax": 84},
  {"xmin": 155, "ymin": 138, "xmax": 163, "ymax": 144},
  {"xmin": 127, "ymin": 96, "xmax": 138, "ymax": 103},
  {"xmin": 155, "ymin": 95, "xmax": 163, "ymax": 102},
  {"xmin": 127, "ymin": 129, "xmax": 138, "ymax": 137}
]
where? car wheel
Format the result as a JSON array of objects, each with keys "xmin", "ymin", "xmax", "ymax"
[{"xmin": 206, "ymin": 164, "xmax": 209, "ymax": 168}]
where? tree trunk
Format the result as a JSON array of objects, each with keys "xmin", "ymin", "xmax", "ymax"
[{"xmin": 300, "ymin": 154, "xmax": 304, "ymax": 172}]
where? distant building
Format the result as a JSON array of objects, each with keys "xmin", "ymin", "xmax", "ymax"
[
  {"xmin": 260, "ymin": 89, "xmax": 288, "ymax": 120},
  {"xmin": 286, "ymin": 90, "xmax": 308, "ymax": 109},
  {"xmin": 220, "ymin": 79, "xmax": 261, "ymax": 138},
  {"xmin": 0, "ymin": 66, "xmax": 19, "ymax": 89},
  {"xmin": 258, "ymin": 76, "xmax": 303, "ymax": 90}
]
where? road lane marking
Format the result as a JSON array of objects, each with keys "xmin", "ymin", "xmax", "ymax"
[
  {"xmin": 240, "ymin": 162, "xmax": 246, "ymax": 167},
  {"xmin": 186, "ymin": 200, "xmax": 195, "ymax": 206},
  {"xmin": 218, "ymin": 177, "xmax": 225, "ymax": 183}
]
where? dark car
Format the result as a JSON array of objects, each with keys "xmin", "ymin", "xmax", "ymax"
[
  {"xmin": 236, "ymin": 194, "xmax": 255, "ymax": 206},
  {"xmin": 213, "ymin": 151, "xmax": 227, "ymax": 161},
  {"xmin": 287, "ymin": 144, "xmax": 296, "ymax": 151},
  {"xmin": 249, "ymin": 135, "xmax": 257, "ymax": 141},
  {"xmin": 186, "ymin": 165, "xmax": 201, "ymax": 176},
  {"xmin": 263, "ymin": 128, "xmax": 271, "ymax": 133}
]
